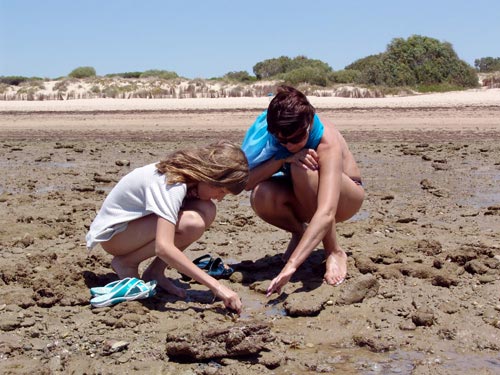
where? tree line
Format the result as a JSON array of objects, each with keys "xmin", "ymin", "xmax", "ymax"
[{"xmin": 2, "ymin": 35, "xmax": 500, "ymax": 92}]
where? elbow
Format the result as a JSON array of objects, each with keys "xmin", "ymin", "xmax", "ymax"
[
  {"xmin": 244, "ymin": 180, "xmax": 257, "ymax": 191},
  {"xmin": 320, "ymin": 210, "xmax": 336, "ymax": 227},
  {"xmin": 155, "ymin": 244, "xmax": 170, "ymax": 261}
]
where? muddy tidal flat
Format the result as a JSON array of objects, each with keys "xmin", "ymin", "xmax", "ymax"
[{"xmin": 0, "ymin": 97, "xmax": 499, "ymax": 374}]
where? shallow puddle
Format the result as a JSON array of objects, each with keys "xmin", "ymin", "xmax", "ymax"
[
  {"xmin": 239, "ymin": 296, "xmax": 286, "ymax": 320},
  {"xmin": 461, "ymin": 168, "xmax": 500, "ymax": 208},
  {"xmin": 286, "ymin": 347, "xmax": 500, "ymax": 374}
]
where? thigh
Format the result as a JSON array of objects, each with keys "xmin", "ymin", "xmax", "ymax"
[
  {"xmin": 102, "ymin": 214, "xmax": 159, "ymax": 255},
  {"xmin": 290, "ymin": 164, "xmax": 320, "ymax": 221},
  {"xmin": 179, "ymin": 199, "xmax": 216, "ymax": 226},
  {"xmin": 251, "ymin": 177, "xmax": 296, "ymax": 208},
  {"xmin": 335, "ymin": 174, "xmax": 365, "ymax": 222}
]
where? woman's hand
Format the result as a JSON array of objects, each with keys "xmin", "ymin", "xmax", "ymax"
[
  {"xmin": 215, "ymin": 284, "xmax": 242, "ymax": 314},
  {"xmin": 266, "ymin": 264, "xmax": 297, "ymax": 297},
  {"xmin": 285, "ymin": 148, "xmax": 319, "ymax": 170}
]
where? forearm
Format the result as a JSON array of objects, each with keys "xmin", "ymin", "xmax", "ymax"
[
  {"xmin": 286, "ymin": 212, "xmax": 334, "ymax": 269},
  {"xmin": 245, "ymin": 158, "xmax": 284, "ymax": 190},
  {"xmin": 156, "ymin": 246, "xmax": 219, "ymax": 292}
]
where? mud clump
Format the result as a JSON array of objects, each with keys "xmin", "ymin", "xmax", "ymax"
[{"xmin": 165, "ymin": 321, "xmax": 274, "ymax": 361}]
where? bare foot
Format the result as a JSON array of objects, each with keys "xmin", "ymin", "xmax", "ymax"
[
  {"xmin": 282, "ymin": 231, "xmax": 303, "ymax": 262},
  {"xmin": 142, "ymin": 258, "xmax": 186, "ymax": 298},
  {"xmin": 324, "ymin": 249, "xmax": 347, "ymax": 286},
  {"xmin": 111, "ymin": 257, "xmax": 140, "ymax": 279},
  {"xmin": 155, "ymin": 276, "xmax": 187, "ymax": 298}
]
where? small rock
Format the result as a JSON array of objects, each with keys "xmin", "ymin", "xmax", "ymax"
[
  {"xmin": 72, "ymin": 185, "xmax": 95, "ymax": 192},
  {"xmin": 336, "ymin": 274, "xmax": 379, "ymax": 306},
  {"xmin": 412, "ymin": 308, "xmax": 435, "ymax": 326},
  {"xmin": 115, "ymin": 160, "xmax": 130, "ymax": 166},
  {"xmin": 259, "ymin": 350, "xmax": 282, "ymax": 369},
  {"xmin": 399, "ymin": 321, "xmax": 417, "ymax": 331},
  {"xmin": 93, "ymin": 173, "xmax": 113, "ymax": 183},
  {"xmin": 0, "ymin": 319, "xmax": 21, "ymax": 332},
  {"xmin": 229, "ymin": 271, "xmax": 244, "ymax": 283},
  {"xmin": 20, "ymin": 233, "xmax": 35, "ymax": 247},
  {"xmin": 102, "ymin": 339, "xmax": 129, "ymax": 355},
  {"xmin": 464, "ymin": 260, "xmax": 490, "ymax": 275}
]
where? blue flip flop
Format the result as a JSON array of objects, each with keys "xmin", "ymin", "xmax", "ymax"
[
  {"xmin": 90, "ymin": 278, "xmax": 157, "ymax": 308},
  {"xmin": 180, "ymin": 254, "xmax": 213, "ymax": 281},
  {"xmin": 90, "ymin": 277, "xmax": 135, "ymax": 297},
  {"xmin": 207, "ymin": 257, "xmax": 234, "ymax": 279}
]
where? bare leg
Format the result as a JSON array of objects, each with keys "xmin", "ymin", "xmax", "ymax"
[
  {"xmin": 101, "ymin": 199, "xmax": 216, "ymax": 296},
  {"xmin": 142, "ymin": 257, "xmax": 186, "ymax": 298},
  {"xmin": 289, "ymin": 165, "xmax": 364, "ymax": 285},
  {"xmin": 251, "ymin": 179, "xmax": 306, "ymax": 260},
  {"xmin": 323, "ymin": 174, "xmax": 364, "ymax": 285},
  {"xmin": 142, "ymin": 206, "xmax": 215, "ymax": 297}
]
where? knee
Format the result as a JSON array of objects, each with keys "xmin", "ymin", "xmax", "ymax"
[
  {"xmin": 179, "ymin": 200, "xmax": 216, "ymax": 233},
  {"xmin": 193, "ymin": 200, "xmax": 217, "ymax": 228},
  {"xmin": 250, "ymin": 182, "xmax": 278, "ymax": 215}
]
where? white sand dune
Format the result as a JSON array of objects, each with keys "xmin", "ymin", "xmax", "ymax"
[{"xmin": 1, "ymin": 88, "xmax": 499, "ymax": 112}]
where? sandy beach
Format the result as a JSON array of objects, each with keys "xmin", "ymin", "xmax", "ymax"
[{"xmin": 0, "ymin": 90, "xmax": 499, "ymax": 374}]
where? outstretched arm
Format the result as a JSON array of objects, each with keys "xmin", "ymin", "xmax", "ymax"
[
  {"xmin": 154, "ymin": 217, "xmax": 242, "ymax": 313},
  {"xmin": 267, "ymin": 136, "xmax": 343, "ymax": 295}
]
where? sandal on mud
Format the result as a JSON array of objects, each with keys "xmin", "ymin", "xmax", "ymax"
[
  {"xmin": 90, "ymin": 278, "xmax": 157, "ymax": 308},
  {"xmin": 90, "ymin": 277, "xmax": 135, "ymax": 297},
  {"xmin": 180, "ymin": 254, "xmax": 233, "ymax": 281},
  {"xmin": 207, "ymin": 257, "xmax": 234, "ymax": 279},
  {"xmin": 180, "ymin": 254, "xmax": 213, "ymax": 281}
]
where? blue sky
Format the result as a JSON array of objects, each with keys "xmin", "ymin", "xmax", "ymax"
[{"xmin": 1, "ymin": 0, "xmax": 499, "ymax": 79}]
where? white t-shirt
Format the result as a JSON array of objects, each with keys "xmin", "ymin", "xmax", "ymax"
[{"xmin": 86, "ymin": 163, "xmax": 187, "ymax": 249}]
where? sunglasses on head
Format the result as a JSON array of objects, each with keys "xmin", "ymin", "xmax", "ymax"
[{"xmin": 275, "ymin": 125, "xmax": 310, "ymax": 145}]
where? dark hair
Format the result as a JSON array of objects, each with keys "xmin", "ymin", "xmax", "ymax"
[{"xmin": 267, "ymin": 85, "xmax": 315, "ymax": 137}]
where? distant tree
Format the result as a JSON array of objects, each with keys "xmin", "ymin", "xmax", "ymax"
[
  {"xmin": 253, "ymin": 55, "xmax": 334, "ymax": 86},
  {"xmin": 347, "ymin": 35, "xmax": 478, "ymax": 88},
  {"xmin": 253, "ymin": 56, "xmax": 293, "ymax": 79},
  {"xmin": 345, "ymin": 54, "xmax": 383, "ymax": 73},
  {"xmin": 474, "ymin": 57, "xmax": 500, "ymax": 72},
  {"xmin": 68, "ymin": 66, "xmax": 96, "ymax": 79},
  {"xmin": 330, "ymin": 69, "xmax": 361, "ymax": 84},
  {"xmin": 105, "ymin": 71, "xmax": 142, "ymax": 78},
  {"xmin": 0, "ymin": 76, "xmax": 30, "ymax": 85},
  {"xmin": 139, "ymin": 70, "xmax": 179, "ymax": 80},
  {"xmin": 281, "ymin": 66, "xmax": 329, "ymax": 86},
  {"xmin": 223, "ymin": 71, "xmax": 256, "ymax": 82}
]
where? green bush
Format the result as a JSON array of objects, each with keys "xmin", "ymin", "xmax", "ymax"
[
  {"xmin": 474, "ymin": 57, "xmax": 500, "ymax": 72},
  {"xmin": 223, "ymin": 71, "xmax": 256, "ymax": 83},
  {"xmin": 280, "ymin": 66, "xmax": 330, "ymax": 87},
  {"xmin": 139, "ymin": 70, "xmax": 179, "ymax": 80},
  {"xmin": 330, "ymin": 69, "xmax": 361, "ymax": 84},
  {"xmin": 253, "ymin": 56, "xmax": 293, "ymax": 79},
  {"xmin": 68, "ymin": 66, "xmax": 96, "ymax": 79},
  {"xmin": 252, "ymin": 55, "xmax": 333, "ymax": 83},
  {"xmin": 105, "ymin": 71, "xmax": 143, "ymax": 78},
  {"xmin": 348, "ymin": 35, "xmax": 478, "ymax": 89},
  {"xmin": 0, "ymin": 76, "xmax": 32, "ymax": 85}
]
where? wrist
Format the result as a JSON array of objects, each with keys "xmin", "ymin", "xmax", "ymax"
[{"xmin": 284, "ymin": 260, "xmax": 298, "ymax": 273}]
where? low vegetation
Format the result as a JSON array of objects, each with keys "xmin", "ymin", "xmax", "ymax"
[{"xmin": 2, "ymin": 34, "xmax": 498, "ymax": 101}]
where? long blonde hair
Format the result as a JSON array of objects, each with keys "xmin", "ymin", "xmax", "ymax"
[{"xmin": 156, "ymin": 141, "xmax": 248, "ymax": 194}]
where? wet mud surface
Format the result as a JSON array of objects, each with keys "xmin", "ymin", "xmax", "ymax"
[{"xmin": 0, "ymin": 124, "xmax": 499, "ymax": 374}]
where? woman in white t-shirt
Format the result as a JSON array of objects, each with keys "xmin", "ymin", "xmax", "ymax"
[{"xmin": 86, "ymin": 141, "xmax": 248, "ymax": 313}]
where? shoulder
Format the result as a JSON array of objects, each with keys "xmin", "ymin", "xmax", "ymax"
[{"xmin": 318, "ymin": 119, "xmax": 340, "ymax": 144}]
